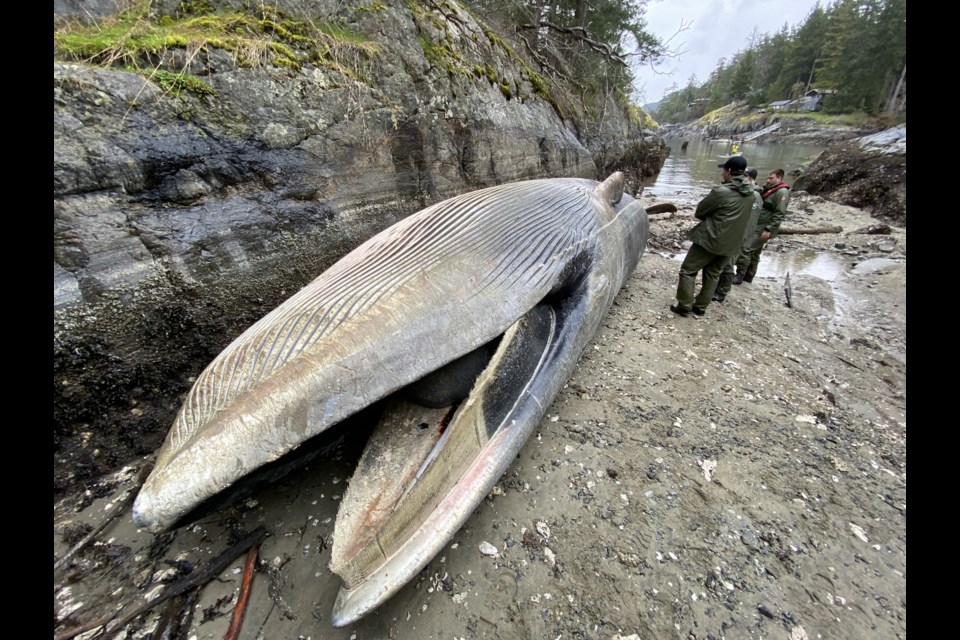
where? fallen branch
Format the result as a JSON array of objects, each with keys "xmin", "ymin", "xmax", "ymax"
[
  {"xmin": 54, "ymin": 612, "xmax": 116, "ymax": 640},
  {"xmin": 153, "ymin": 592, "xmax": 189, "ymax": 640},
  {"xmin": 835, "ymin": 356, "xmax": 864, "ymax": 371},
  {"xmin": 648, "ymin": 212, "xmax": 675, "ymax": 221},
  {"xmin": 777, "ymin": 226, "xmax": 843, "ymax": 235},
  {"xmin": 224, "ymin": 543, "xmax": 260, "ymax": 640},
  {"xmin": 54, "ymin": 526, "xmax": 267, "ymax": 640},
  {"xmin": 54, "ymin": 489, "xmax": 137, "ymax": 574}
]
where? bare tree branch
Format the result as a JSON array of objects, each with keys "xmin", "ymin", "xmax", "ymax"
[
  {"xmin": 518, "ymin": 33, "xmax": 585, "ymax": 92},
  {"xmin": 519, "ymin": 21, "xmax": 628, "ymax": 66}
]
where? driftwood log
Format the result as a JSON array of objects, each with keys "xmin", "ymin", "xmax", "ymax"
[
  {"xmin": 646, "ymin": 202, "xmax": 680, "ymax": 221},
  {"xmin": 777, "ymin": 226, "xmax": 843, "ymax": 235},
  {"xmin": 646, "ymin": 202, "xmax": 678, "ymax": 216}
]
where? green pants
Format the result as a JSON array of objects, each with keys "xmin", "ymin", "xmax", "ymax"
[
  {"xmin": 735, "ymin": 232, "xmax": 769, "ymax": 279},
  {"xmin": 715, "ymin": 256, "xmax": 737, "ymax": 297},
  {"xmin": 676, "ymin": 243, "xmax": 729, "ymax": 310}
]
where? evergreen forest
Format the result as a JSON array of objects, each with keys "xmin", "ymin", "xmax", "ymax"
[{"xmin": 650, "ymin": 0, "xmax": 906, "ymax": 124}]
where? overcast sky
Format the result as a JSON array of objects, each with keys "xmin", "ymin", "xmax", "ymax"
[{"xmin": 633, "ymin": 0, "xmax": 826, "ymax": 105}]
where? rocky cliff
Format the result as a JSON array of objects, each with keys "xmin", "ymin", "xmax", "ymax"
[{"xmin": 53, "ymin": 0, "xmax": 669, "ymax": 493}]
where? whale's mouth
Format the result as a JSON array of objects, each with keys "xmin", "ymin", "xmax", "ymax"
[
  {"xmin": 329, "ymin": 304, "xmax": 556, "ymax": 588},
  {"xmin": 125, "ymin": 173, "xmax": 648, "ymax": 631},
  {"xmin": 327, "ymin": 251, "xmax": 595, "ymax": 626}
]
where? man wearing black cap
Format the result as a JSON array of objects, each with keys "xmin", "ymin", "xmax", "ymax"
[
  {"xmin": 713, "ymin": 166, "xmax": 763, "ymax": 302},
  {"xmin": 670, "ymin": 155, "xmax": 756, "ymax": 317}
]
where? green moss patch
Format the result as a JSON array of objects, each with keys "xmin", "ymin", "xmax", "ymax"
[{"xmin": 54, "ymin": 1, "xmax": 380, "ymax": 93}]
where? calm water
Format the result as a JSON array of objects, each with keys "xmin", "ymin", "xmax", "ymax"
[
  {"xmin": 642, "ymin": 137, "xmax": 825, "ymax": 207},
  {"xmin": 645, "ymin": 136, "xmax": 853, "ymax": 281}
]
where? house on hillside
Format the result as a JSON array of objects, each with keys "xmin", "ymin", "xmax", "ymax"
[
  {"xmin": 686, "ymin": 98, "xmax": 711, "ymax": 119},
  {"xmin": 767, "ymin": 89, "xmax": 838, "ymax": 113},
  {"xmin": 796, "ymin": 89, "xmax": 839, "ymax": 112}
]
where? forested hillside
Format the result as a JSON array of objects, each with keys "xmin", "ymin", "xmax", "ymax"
[{"xmin": 653, "ymin": 0, "xmax": 905, "ymax": 123}]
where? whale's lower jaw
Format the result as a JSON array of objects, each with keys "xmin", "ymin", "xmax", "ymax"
[
  {"xmin": 328, "ymin": 301, "xmax": 557, "ymax": 620},
  {"xmin": 329, "ymin": 237, "xmax": 624, "ymax": 625},
  {"xmin": 330, "ymin": 423, "xmax": 522, "ymax": 627}
]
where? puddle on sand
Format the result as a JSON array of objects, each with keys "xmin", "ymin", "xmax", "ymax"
[
  {"xmin": 660, "ymin": 248, "xmax": 867, "ymax": 325},
  {"xmin": 662, "ymin": 248, "xmax": 849, "ymax": 283},
  {"xmin": 659, "ymin": 248, "xmax": 904, "ymax": 359},
  {"xmin": 755, "ymin": 249, "xmax": 849, "ymax": 282}
]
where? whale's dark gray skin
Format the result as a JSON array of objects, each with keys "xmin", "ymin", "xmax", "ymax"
[{"xmin": 131, "ymin": 172, "xmax": 649, "ymax": 625}]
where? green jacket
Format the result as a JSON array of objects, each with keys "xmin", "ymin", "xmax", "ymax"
[
  {"xmin": 689, "ymin": 176, "xmax": 756, "ymax": 257},
  {"xmin": 743, "ymin": 186, "xmax": 763, "ymax": 245},
  {"xmin": 756, "ymin": 182, "xmax": 790, "ymax": 238}
]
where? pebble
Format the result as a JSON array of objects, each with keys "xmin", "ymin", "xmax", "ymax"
[
  {"xmin": 544, "ymin": 547, "xmax": 557, "ymax": 567},
  {"xmin": 536, "ymin": 521, "xmax": 551, "ymax": 539},
  {"xmin": 790, "ymin": 627, "xmax": 809, "ymax": 640},
  {"xmin": 849, "ymin": 523, "xmax": 870, "ymax": 543}
]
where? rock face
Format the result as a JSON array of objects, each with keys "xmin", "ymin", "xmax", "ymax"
[
  {"xmin": 53, "ymin": 0, "xmax": 669, "ymax": 494},
  {"xmin": 793, "ymin": 125, "xmax": 906, "ymax": 226}
]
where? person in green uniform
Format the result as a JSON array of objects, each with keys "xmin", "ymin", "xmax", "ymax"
[
  {"xmin": 713, "ymin": 167, "xmax": 763, "ymax": 302},
  {"xmin": 733, "ymin": 168, "xmax": 790, "ymax": 284},
  {"xmin": 670, "ymin": 156, "xmax": 755, "ymax": 317}
]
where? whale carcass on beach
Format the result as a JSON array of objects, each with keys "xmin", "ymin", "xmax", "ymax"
[{"xmin": 132, "ymin": 171, "xmax": 650, "ymax": 625}]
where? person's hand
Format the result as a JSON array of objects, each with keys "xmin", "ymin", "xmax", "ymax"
[{"xmin": 760, "ymin": 230, "xmax": 771, "ymax": 241}]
